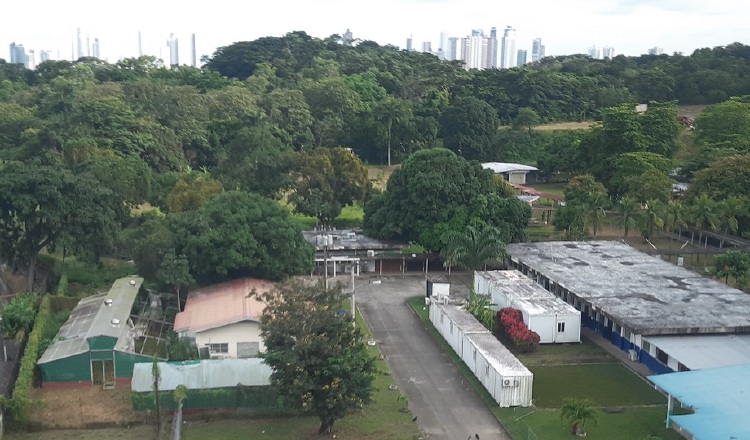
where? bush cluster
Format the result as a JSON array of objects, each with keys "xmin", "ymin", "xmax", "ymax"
[
  {"xmin": 498, "ymin": 308, "xmax": 540, "ymax": 353},
  {"xmin": 3, "ymin": 296, "xmax": 52, "ymax": 424}
]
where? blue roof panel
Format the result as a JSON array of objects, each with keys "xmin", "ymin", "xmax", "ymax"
[{"xmin": 649, "ymin": 364, "xmax": 750, "ymax": 440}]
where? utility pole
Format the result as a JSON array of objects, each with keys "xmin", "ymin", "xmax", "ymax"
[{"xmin": 350, "ymin": 262, "xmax": 357, "ymax": 327}]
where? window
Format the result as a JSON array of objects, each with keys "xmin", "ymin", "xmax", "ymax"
[
  {"xmin": 208, "ymin": 343, "xmax": 228, "ymax": 354},
  {"xmin": 557, "ymin": 322, "xmax": 566, "ymax": 333},
  {"xmin": 656, "ymin": 348, "xmax": 669, "ymax": 364},
  {"xmin": 485, "ymin": 362, "xmax": 490, "ymax": 376}
]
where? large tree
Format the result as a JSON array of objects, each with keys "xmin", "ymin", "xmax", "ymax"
[
  {"xmin": 258, "ymin": 280, "xmax": 376, "ymax": 435},
  {"xmin": 173, "ymin": 191, "xmax": 314, "ymax": 283},
  {"xmin": 289, "ymin": 147, "xmax": 371, "ymax": 228},
  {"xmin": 441, "ymin": 221, "xmax": 507, "ymax": 271},
  {"xmin": 0, "ymin": 161, "xmax": 126, "ymax": 291},
  {"xmin": 439, "ymin": 97, "xmax": 499, "ymax": 161},
  {"xmin": 364, "ymin": 148, "xmax": 530, "ymax": 252}
]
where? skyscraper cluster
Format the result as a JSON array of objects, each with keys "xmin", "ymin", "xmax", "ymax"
[
  {"xmin": 588, "ymin": 45, "xmax": 617, "ymax": 59},
  {"xmin": 409, "ymin": 26, "xmax": 542, "ymax": 71}
]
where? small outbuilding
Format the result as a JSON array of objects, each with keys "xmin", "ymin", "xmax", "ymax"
[
  {"xmin": 482, "ymin": 162, "xmax": 539, "ymax": 185},
  {"xmin": 131, "ymin": 358, "xmax": 278, "ymax": 411},
  {"xmin": 430, "ymin": 303, "xmax": 533, "ymax": 407},
  {"xmin": 476, "ymin": 271, "xmax": 581, "ymax": 343},
  {"xmin": 174, "ymin": 278, "xmax": 273, "ymax": 359},
  {"xmin": 38, "ymin": 276, "xmax": 153, "ymax": 388}
]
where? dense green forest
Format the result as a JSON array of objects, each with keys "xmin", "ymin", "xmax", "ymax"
[{"xmin": 1, "ymin": 31, "xmax": 750, "ymax": 292}]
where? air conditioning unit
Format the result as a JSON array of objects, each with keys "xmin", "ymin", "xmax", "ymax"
[
  {"xmin": 367, "ymin": 250, "xmax": 375, "ymax": 257},
  {"xmin": 628, "ymin": 349, "xmax": 639, "ymax": 362},
  {"xmin": 502, "ymin": 379, "xmax": 520, "ymax": 387}
]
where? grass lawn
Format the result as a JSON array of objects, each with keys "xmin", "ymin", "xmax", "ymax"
[
  {"xmin": 530, "ymin": 364, "xmax": 666, "ymax": 408},
  {"xmin": 407, "ymin": 297, "xmax": 680, "ymax": 440},
  {"xmin": 289, "ymin": 204, "xmax": 364, "ymax": 230}
]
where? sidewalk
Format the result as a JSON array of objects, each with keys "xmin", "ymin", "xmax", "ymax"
[{"xmin": 580, "ymin": 327, "xmax": 655, "ymax": 378}]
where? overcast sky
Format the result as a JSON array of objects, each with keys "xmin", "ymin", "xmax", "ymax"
[{"xmin": 3, "ymin": 0, "xmax": 749, "ymax": 65}]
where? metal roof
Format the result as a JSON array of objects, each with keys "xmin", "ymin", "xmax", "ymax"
[
  {"xmin": 38, "ymin": 276, "xmax": 143, "ymax": 364},
  {"xmin": 645, "ymin": 334, "xmax": 750, "ymax": 370},
  {"xmin": 507, "ymin": 241, "xmax": 750, "ymax": 335},
  {"xmin": 476, "ymin": 270, "xmax": 534, "ymax": 285},
  {"xmin": 482, "ymin": 163, "xmax": 539, "ymax": 174},
  {"xmin": 131, "ymin": 359, "xmax": 272, "ymax": 392},
  {"xmin": 511, "ymin": 297, "xmax": 581, "ymax": 317},
  {"xmin": 174, "ymin": 278, "xmax": 272, "ymax": 334},
  {"xmin": 440, "ymin": 305, "xmax": 491, "ymax": 334},
  {"xmin": 466, "ymin": 332, "xmax": 533, "ymax": 377},
  {"xmin": 649, "ymin": 364, "xmax": 750, "ymax": 440}
]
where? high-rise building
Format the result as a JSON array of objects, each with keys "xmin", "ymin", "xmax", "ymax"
[
  {"xmin": 447, "ymin": 37, "xmax": 460, "ymax": 61},
  {"xmin": 76, "ymin": 27, "xmax": 84, "ymax": 60},
  {"xmin": 138, "ymin": 31, "xmax": 143, "ymax": 57},
  {"xmin": 9, "ymin": 42, "xmax": 27, "ymax": 66},
  {"xmin": 532, "ymin": 38, "xmax": 546, "ymax": 62},
  {"xmin": 40, "ymin": 50, "xmax": 51, "ymax": 62},
  {"xmin": 439, "ymin": 31, "xmax": 449, "ymax": 60},
  {"xmin": 26, "ymin": 50, "xmax": 36, "ymax": 69},
  {"xmin": 517, "ymin": 49, "xmax": 527, "ymax": 66},
  {"xmin": 648, "ymin": 46, "xmax": 664, "ymax": 55},
  {"xmin": 588, "ymin": 45, "xmax": 602, "ymax": 59},
  {"xmin": 603, "ymin": 46, "xmax": 616, "ymax": 59},
  {"xmin": 92, "ymin": 38, "xmax": 100, "ymax": 59},
  {"xmin": 406, "ymin": 36, "xmax": 413, "ymax": 51},
  {"xmin": 167, "ymin": 33, "xmax": 179, "ymax": 67},
  {"xmin": 191, "ymin": 34, "xmax": 197, "ymax": 67},
  {"xmin": 489, "ymin": 27, "xmax": 499, "ymax": 68},
  {"xmin": 422, "ymin": 41, "xmax": 432, "ymax": 53},
  {"xmin": 500, "ymin": 26, "xmax": 516, "ymax": 69},
  {"xmin": 342, "ymin": 29, "xmax": 353, "ymax": 46},
  {"xmin": 86, "ymin": 34, "xmax": 90, "ymax": 57}
]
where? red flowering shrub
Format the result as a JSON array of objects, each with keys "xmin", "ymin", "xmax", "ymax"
[{"xmin": 496, "ymin": 307, "xmax": 540, "ymax": 353}]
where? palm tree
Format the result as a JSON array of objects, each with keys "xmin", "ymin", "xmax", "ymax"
[
  {"xmin": 441, "ymin": 222, "xmax": 507, "ymax": 271},
  {"xmin": 464, "ymin": 290, "xmax": 497, "ymax": 330},
  {"xmin": 560, "ymin": 398, "xmax": 599, "ymax": 436},
  {"xmin": 689, "ymin": 194, "xmax": 718, "ymax": 248},
  {"xmin": 716, "ymin": 197, "xmax": 746, "ymax": 247},
  {"xmin": 615, "ymin": 196, "xmax": 640, "ymax": 238},
  {"xmin": 661, "ymin": 200, "xmax": 688, "ymax": 239},
  {"xmin": 586, "ymin": 193, "xmax": 610, "ymax": 237},
  {"xmin": 637, "ymin": 199, "xmax": 664, "ymax": 241}
]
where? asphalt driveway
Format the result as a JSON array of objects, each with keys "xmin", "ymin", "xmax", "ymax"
[{"xmin": 354, "ymin": 275, "xmax": 511, "ymax": 440}]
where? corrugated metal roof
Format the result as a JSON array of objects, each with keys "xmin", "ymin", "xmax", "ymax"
[
  {"xmin": 507, "ymin": 241, "xmax": 750, "ymax": 334},
  {"xmin": 174, "ymin": 278, "xmax": 273, "ymax": 334},
  {"xmin": 649, "ymin": 364, "xmax": 750, "ymax": 439},
  {"xmin": 131, "ymin": 359, "xmax": 272, "ymax": 392},
  {"xmin": 38, "ymin": 276, "xmax": 142, "ymax": 364},
  {"xmin": 645, "ymin": 334, "xmax": 750, "ymax": 370}
]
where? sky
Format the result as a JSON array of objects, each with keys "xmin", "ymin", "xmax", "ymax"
[{"xmin": 3, "ymin": 0, "xmax": 749, "ymax": 65}]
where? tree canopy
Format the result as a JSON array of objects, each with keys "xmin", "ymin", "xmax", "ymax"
[
  {"xmin": 364, "ymin": 148, "xmax": 530, "ymax": 251},
  {"xmin": 258, "ymin": 280, "xmax": 376, "ymax": 434}
]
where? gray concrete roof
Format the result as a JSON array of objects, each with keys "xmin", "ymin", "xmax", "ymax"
[
  {"xmin": 466, "ymin": 332, "xmax": 533, "ymax": 377},
  {"xmin": 476, "ymin": 270, "xmax": 534, "ymax": 285},
  {"xmin": 302, "ymin": 230, "xmax": 407, "ymax": 251},
  {"xmin": 506, "ymin": 241, "xmax": 750, "ymax": 335},
  {"xmin": 441, "ymin": 305, "xmax": 490, "ymax": 334}
]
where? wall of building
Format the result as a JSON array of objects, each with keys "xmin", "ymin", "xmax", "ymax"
[
  {"xmin": 196, "ymin": 321, "xmax": 264, "ymax": 359},
  {"xmin": 39, "ymin": 352, "xmax": 91, "ymax": 384}
]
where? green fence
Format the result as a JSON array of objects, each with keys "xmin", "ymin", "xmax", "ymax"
[{"xmin": 132, "ymin": 385, "xmax": 283, "ymax": 414}]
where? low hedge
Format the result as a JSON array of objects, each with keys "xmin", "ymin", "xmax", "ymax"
[{"xmin": 3, "ymin": 296, "xmax": 52, "ymax": 424}]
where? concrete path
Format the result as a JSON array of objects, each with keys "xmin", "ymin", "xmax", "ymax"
[{"xmin": 354, "ymin": 275, "xmax": 510, "ymax": 440}]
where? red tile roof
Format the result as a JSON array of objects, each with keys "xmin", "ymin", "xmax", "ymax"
[{"xmin": 173, "ymin": 278, "xmax": 273, "ymax": 333}]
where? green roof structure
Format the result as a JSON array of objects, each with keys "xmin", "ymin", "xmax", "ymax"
[{"xmin": 38, "ymin": 276, "xmax": 154, "ymax": 388}]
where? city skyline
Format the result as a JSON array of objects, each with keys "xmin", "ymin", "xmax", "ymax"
[{"xmin": 3, "ymin": 0, "xmax": 749, "ymax": 65}]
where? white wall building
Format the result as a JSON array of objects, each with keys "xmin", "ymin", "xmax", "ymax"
[
  {"xmin": 475, "ymin": 271, "xmax": 581, "ymax": 343},
  {"xmin": 174, "ymin": 278, "xmax": 273, "ymax": 359},
  {"xmin": 430, "ymin": 303, "xmax": 533, "ymax": 407}
]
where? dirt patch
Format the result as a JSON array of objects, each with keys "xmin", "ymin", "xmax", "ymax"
[
  {"xmin": 29, "ymin": 386, "xmax": 145, "ymax": 429},
  {"xmin": 677, "ymin": 104, "xmax": 706, "ymax": 119},
  {"xmin": 367, "ymin": 165, "xmax": 400, "ymax": 191},
  {"xmin": 533, "ymin": 121, "xmax": 595, "ymax": 131}
]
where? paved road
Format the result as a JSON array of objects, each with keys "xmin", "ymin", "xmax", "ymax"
[{"xmin": 355, "ymin": 275, "xmax": 510, "ymax": 440}]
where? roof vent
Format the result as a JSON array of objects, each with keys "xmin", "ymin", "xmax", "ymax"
[
  {"xmin": 104, "ymin": 299, "xmax": 113, "ymax": 306},
  {"xmin": 129, "ymin": 279, "xmax": 136, "ymax": 286},
  {"xmin": 111, "ymin": 318, "xmax": 121, "ymax": 325}
]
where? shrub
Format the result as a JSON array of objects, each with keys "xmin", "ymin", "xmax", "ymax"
[
  {"xmin": 1, "ymin": 294, "xmax": 37, "ymax": 336},
  {"xmin": 4, "ymin": 296, "xmax": 52, "ymax": 424},
  {"xmin": 497, "ymin": 307, "xmax": 540, "ymax": 353}
]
